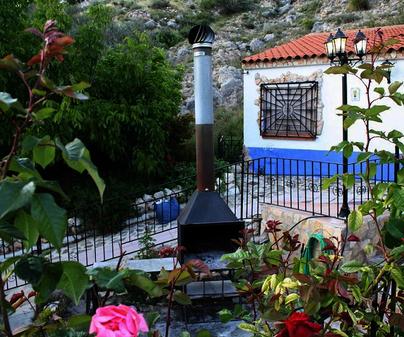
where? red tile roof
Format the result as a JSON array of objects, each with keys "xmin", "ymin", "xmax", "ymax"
[{"xmin": 243, "ymin": 25, "xmax": 404, "ymax": 64}]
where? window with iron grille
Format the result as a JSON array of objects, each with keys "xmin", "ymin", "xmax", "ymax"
[{"xmin": 260, "ymin": 81, "xmax": 318, "ymax": 139}]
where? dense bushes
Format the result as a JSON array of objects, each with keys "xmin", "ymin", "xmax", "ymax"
[
  {"xmin": 149, "ymin": 0, "xmax": 170, "ymax": 9},
  {"xmin": 0, "ymin": 0, "xmax": 192, "ymax": 213},
  {"xmin": 200, "ymin": 0, "xmax": 256, "ymax": 15},
  {"xmin": 348, "ymin": 0, "xmax": 370, "ymax": 11}
]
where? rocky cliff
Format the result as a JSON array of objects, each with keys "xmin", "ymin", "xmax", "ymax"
[{"xmin": 78, "ymin": 0, "xmax": 403, "ymax": 113}]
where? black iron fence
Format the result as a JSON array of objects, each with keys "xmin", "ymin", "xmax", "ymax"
[
  {"xmin": 2, "ymin": 156, "xmax": 398, "ymax": 290},
  {"xmin": 217, "ymin": 135, "xmax": 243, "ymax": 163}
]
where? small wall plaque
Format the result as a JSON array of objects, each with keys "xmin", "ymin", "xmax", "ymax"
[{"xmin": 351, "ymin": 87, "xmax": 360, "ymax": 101}]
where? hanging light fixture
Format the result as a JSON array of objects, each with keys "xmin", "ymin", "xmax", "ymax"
[
  {"xmin": 354, "ymin": 30, "xmax": 367, "ymax": 58},
  {"xmin": 333, "ymin": 28, "xmax": 347, "ymax": 57},
  {"xmin": 324, "ymin": 33, "xmax": 335, "ymax": 60},
  {"xmin": 382, "ymin": 60, "xmax": 394, "ymax": 84}
]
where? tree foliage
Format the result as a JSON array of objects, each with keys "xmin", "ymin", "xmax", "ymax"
[{"xmin": 0, "ymin": 1, "xmax": 189, "ymax": 186}]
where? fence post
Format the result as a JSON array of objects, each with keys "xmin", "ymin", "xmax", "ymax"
[
  {"xmin": 394, "ymin": 145, "xmax": 399, "ymax": 183},
  {"xmin": 240, "ymin": 160, "xmax": 245, "ymax": 219}
]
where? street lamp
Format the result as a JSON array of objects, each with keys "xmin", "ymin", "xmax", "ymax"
[
  {"xmin": 324, "ymin": 28, "xmax": 368, "ymax": 218},
  {"xmin": 381, "ymin": 60, "xmax": 394, "ymax": 84}
]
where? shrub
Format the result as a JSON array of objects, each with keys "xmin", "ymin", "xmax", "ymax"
[
  {"xmin": 299, "ymin": 18, "xmax": 315, "ymax": 32},
  {"xmin": 200, "ymin": 0, "xmax": 216, "ymax": 11},
  {"xmin": 69, "ymin": 179, "xmax": 135, "ymax": 234},
  {"xmin": 348, "ymin": 0, "xmax": 370, "ymax": 11},
  {"xmin": 149, "ymin": 0, "xmax": 170, "ymax": 9},
  {"xmin": 333, "ymin": 13, "xmax": 359, "ymax": 25},
  {"xmin": 151, "ymin": 27, "xmax": 183, "ymax": 48},
  {"xmin": 202, "ymin": 0, "xmax": 255, "ymax": 15},
  {"xmin": 300, "ymin": 0, "xmax": 322, "ymax": 16}
]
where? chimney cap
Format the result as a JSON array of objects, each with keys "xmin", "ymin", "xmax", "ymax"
[{"xmin": 188, "ymin": 25, "xmax": 215, "ymax": 45}]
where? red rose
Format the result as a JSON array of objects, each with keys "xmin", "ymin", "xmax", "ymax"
[{"xmin": 276, "ymin": 312, "xmax": 322, "ymax": 337}]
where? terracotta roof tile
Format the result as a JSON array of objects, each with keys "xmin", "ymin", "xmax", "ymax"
[{"xmin": 243, "ymin": 24, "xmax": 404, "ymax": 64}]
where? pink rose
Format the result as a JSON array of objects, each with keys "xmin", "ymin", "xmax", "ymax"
[{"xmin": 90, "ymin": 304, "xmax": 149, "ymax": 337}]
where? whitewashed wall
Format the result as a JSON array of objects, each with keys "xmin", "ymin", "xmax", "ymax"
[{"xmin": 243, "ymin": 58, "xmax": 404, "ymax": 162}]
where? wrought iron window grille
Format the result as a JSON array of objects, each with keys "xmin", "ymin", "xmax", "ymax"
[{"xmin": 260, "ymin": 81, "xmax": 319, "ymax": 139}]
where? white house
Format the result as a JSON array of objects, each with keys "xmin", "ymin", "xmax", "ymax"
[{"xmin": 242, "ymin": 25, "xmax": 404, "ymax": 170}]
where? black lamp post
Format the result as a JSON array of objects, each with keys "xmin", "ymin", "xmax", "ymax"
[{"xmin": 324, "ymin": 28, "xmax": 367, "ymax": 218}]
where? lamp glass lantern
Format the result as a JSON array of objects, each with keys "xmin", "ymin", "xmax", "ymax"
[
  {"xmin": 333, "ymin": 28, "xmax": 347, "ymax": 56},
  {"xmin": 354, "ymin": 30, "xmax": 367, "ymax": 58},
  {"xmin": 324, "ymin": 33, "xmax": 336, "ymax": 59}
]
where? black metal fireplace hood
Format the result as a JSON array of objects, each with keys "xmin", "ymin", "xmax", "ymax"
[{"xmin": 177, "ymin": 191, "xmax": 238, "ymax": 225}]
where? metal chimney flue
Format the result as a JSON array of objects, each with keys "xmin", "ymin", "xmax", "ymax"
[
  {"xmin": 177, "ymin": 25, "xmax": 244, "ymax": 267},
  {"xmin": 189, "ymin": 25, "xmax": 215, "ymax": 191}
]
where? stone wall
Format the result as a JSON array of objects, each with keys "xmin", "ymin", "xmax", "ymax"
[{"xmin": 261, "ymin": 204, "xmax": 389, "ymax": 263}]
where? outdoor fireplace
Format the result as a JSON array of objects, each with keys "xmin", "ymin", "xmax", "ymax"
[{"xmin": 177, "ymin": 25, "xmax": 244, "ymax": 267}]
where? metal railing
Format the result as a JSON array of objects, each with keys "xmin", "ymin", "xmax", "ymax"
[
  {"xmin": 217, "ymin": 135, "xmax": 243, "ymax": 163},
  {"xmin": 2, "ymin": 156, "xmax": 398, "ymax": 290}
]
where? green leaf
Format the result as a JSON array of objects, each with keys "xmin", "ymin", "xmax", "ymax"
[
  {"xmin": 88, "ymin": 268, "xmax": 126, "ymax": 293},
  {"xmin": 0, "ymin": 256, "xmax": 21, "ymax": 273},
  {"xmin": 343, "ymin": 143, "xmax": 353, "ymax": 158},
  {"xmin": 57, "ymin": 261, "xmax": 89, "ymax": 305},
  {"xmin": 35, "ymin": 262, "xmax": 63, "ymax": 303},
  {"xmin": 324, "ymin": 65, "xmax": 354, "ymax": 75},
  {"xmin": 391, "ymin": 267, "xmax": 404, "ymax": 289},
  {"xmin": 322, "ymin": 175, "xmax": 338, "ymax": 189},
  {"xmin": 55, "ymin": 85, "xmax": 89, "ymax": 100},
  {"xmin": 33, "ymin": 136, "xmax": 55, "ymax": 169},
  {"xmin": 348, "ymin": 210, "xmax": 363, "ymax": 232},
  {"xmin": 385, "ymin": 218, "xmax": 404, "ymax": 240},
  {"xmin": 71, "ymin": 81, "xmax": 91, "ymax": 91},
  {"xmin": 125, "ymin": 271, "xmax": 163, "ymax": 297},
  {"xmin": 0, "ymin": 180, "xmax": 36, "ymax": 219},
  {"xmin": 67, "ymin": 314, "xmax": 92, "ymax": 330},
  {"xmin": 35, "ymin": 180, "xmax": 68, "ymax": 200},
  {"xmin": 145, "ymin": 312, "xmax": 160, "ymax": 330},
  {"xmin": 390, "ymin": 245, "xmax": 404, "ymax": 258},
  {"xmin": 398, "ymin": 168, "xmax": 404, "ymax": 184},
  {"xmin": 0, "ymin": 220, "xmax": 25, "ymax": 243},
  {"xmin": 285, "ymin": 293, "xmax": 299, "ymax": 305},
  {"xmin": 374, "ymin": 87, "xmax": 385, "ymax": 96},
  {"xmin": 56, "ymin": 138, "xmax": 105, "ymax": 201},
  {"xmin": 14, "ymin": 210, "xmax": 39, "ymax": 250},
  {"xmin": 9, "ymin": 157, "xmax": 42, "ymax": 180},
  {"xmin": 342, "ymin": 174, "xmax": 355, "ymax": 189},
  {"xmin": 173, "ymin": 291, "xmax": 192, "ymax": 305},
  {"xmin": 372, "ymin": 183, "xmax": 389, "ymax": 199},
  {"xmin": 15, "ymin": 255, "xmax": 46, "ymax": 285},
  {"xmin": 367, "ymin": 105, "xmax": 390, "ymax": 115},
  {"xmin": 340, "ymin": 260, "xmax": 364, "ymax": 273},
  {"xmin": 218, "ymin": 309, "xmax": 233, "ymax": 323},
  {"xmin": 389, "ymin": 81, "xmax": 402, "ymax": 95},
  {"xmin": 34, "ymin": 107, "xmax": 56, "ymax": 121},
  {"xmin": 31, "ymin": 193, "xmax": 67, "ymax": 250},
  {"xmin": 388, "ymin": 130, "xmax": 403, "ymax": 139},
  {"xmin": 0, "ymin": 55, "xmax": 24, "ymax": 72},
  {"xmin": 179, "ymin": 332, "xmax": 191, "ymax": 337},
  {"xmin": 368, "ymin": 162, "xmax": 377, "ymax": 179},
  {"xmin": 337, "ymin": 105, "xmax": 364, "ymax": 113},
  {"xmin": 0, "ymin": 92, "xmax": 17, "ymax": 112},
  {"xmin": 22, "ymin": 135, "xmax": 40, "ymax": 152},
  {"xmin": 343, "ymin": 115, "xmax": 359, "ymax": 129},
  {"xmin": 32, "ymin": 89, "xmax": 47, "ymax": 97},
  {"xmin": 239, "ymin": 323, "xmax": 260, "ymax": 334},
  {"xmin": 196, "ymin": 329, "xmax": 212, "ymax": 337},
  {"xmin": 357, "ymin": 152, "xmax": 373, "ymax": 163},
  {"xmin": 351, "ymin": 285, "xmax": 362, "ymax": 302},
  {"xmin": 265, "ymin": 250, "xmax": 283, "ymax": 266}
]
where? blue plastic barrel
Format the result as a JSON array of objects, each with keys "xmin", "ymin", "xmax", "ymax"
[{"xmin": 154, "ymin": 198, "xmax": 180, "ymax": 224}]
